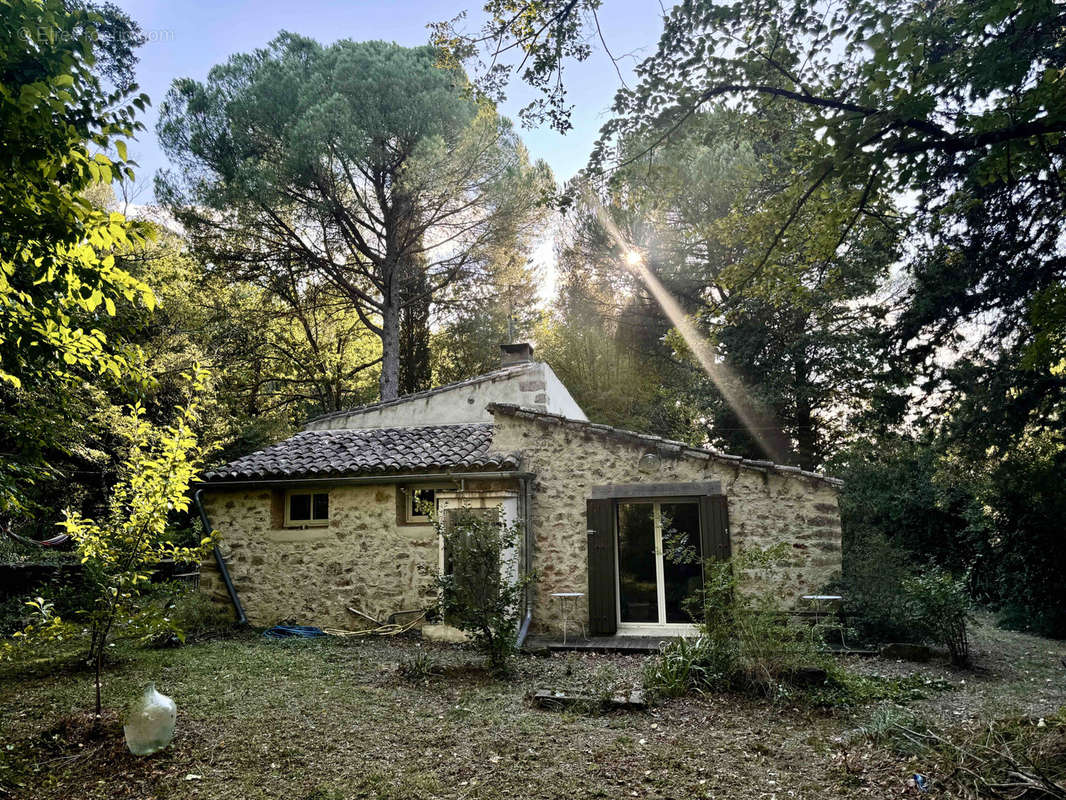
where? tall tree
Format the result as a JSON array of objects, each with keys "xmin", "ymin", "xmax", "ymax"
[
  {"xmin": 157, "ymin": 35, "xmax": 552, "ymax": 401},
  {"xmin": 549, "ymin": 110, "xmax": 894, "ymax": 467},
  {"xmin": 538, "ymin": 244, "xmax": 695, "ymax": 440},
  {"xmin": 0, "ymin": 0, "xmax": 152, "ymax": 513},
  {"xmin": 441, "ymin": 0, "xmax": 1066, "ymax": 449},
  {"xmin": 431, "ymin": 237, "xmax": 545, "ymax": 383}
]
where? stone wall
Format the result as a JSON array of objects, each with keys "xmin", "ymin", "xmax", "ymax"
[
  {"xmin": 489, "ymin": 414, "xmax": 843, "ymax": 636},
  {"xmin": 202, "ymin": 420, "xmax": 842, "ymax": 636},
  {"xmin": 200, "ymin": 484, "xmax": 441, "ymax": 628}
]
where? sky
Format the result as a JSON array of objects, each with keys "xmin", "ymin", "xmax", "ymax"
[{"xmin": 112, "ymin": 0, "xmax": 667, "ymax": 204}]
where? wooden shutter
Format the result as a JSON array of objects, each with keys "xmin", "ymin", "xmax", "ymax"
[
  {"xmin": 699, "ymin": 494, "xmax": 731, "ymax": 562},
  {"xmin": 585, "ymin": 498, "xmax": 617, "ymax": 636}
]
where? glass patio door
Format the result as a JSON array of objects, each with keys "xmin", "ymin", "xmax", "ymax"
[{"xmin": 616, "ymin": 501, "xmax": 703, "ymax": 628}]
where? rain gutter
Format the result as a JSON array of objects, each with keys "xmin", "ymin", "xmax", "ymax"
[{"xmin": 515, "ymin": 472, "xmax": 535, "ymax": 648}]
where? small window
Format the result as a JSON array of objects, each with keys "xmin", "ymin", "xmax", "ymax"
[
  {"xmin": 285, "ymin": 491, "xmax": 329, "ymax": 527},
  {"xmin": 406, "ymin": 487, "xmax": 438, "ymax": 523}
]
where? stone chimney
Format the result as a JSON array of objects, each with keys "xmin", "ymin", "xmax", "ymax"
[{"xmin": 500, "ymin": 342, "xmax": 535, "ymax": 366}]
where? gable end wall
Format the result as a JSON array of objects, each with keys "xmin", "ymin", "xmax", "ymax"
[
  {"xmin": 305, "ymin": 363, "xmax": 587, "ymax": 430},
  {"xmin": 489, "ymin": 415, "xmax": 843, "ymax": 636}
]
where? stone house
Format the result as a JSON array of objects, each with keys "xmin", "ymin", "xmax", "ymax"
[{"xmin": 198, "ymin": 343, "xmax": 843, "ymax": 640}]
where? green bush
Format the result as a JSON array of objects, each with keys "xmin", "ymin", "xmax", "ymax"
[
  {"xmin": 980, "ymin": 435, "xmax": 1066, "ymax": 638},
  {"xmin": 642, "ymin": 635, "xmax": 734, "ymax": 698},
  {"xmin": 160, "ymin": 586, "xmax": 236, "ymax": 643},
  {"xmin": 432, "ymin": 508, "xmax": 534, "ymax": 676},
  {"xmin": 397, "ymin": 651, "xmax": 440, "ymax": 681},
  {"xmin": 828, "ymin": 530, "xmax": 913, "ymax": 643},
  {"xmin": 901, "ymin": 567, "xmax": 972, "ymax": 666},
  {"xmin": 1, "ymin": 376, "xmax": 215, "ymax": 716},
  {"xmin": 644, "ymin": 546, "xmax": 831, "ymax": 699},
  {"xmin": 833, "ymin": 536, "xmax": 973, "ymax": 662}
]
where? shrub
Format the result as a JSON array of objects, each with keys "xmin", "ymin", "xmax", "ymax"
[
  {"xmin": 432, "ymin": 508, "xmax": 534, "ymax": 676},
  {"xmin": 1, "ymin": 370, "xmax": 215, "ymax": 716},
  {"xmin": 980, "ymin": 435, "xmax": 1066, "ymax": 639},
  {"xmin": 397, "ymin": 651, "xmax": 440, "ymax": 681},
  {"xmin": 829, "ymin": 530, "xmax": 914, "ymax": 643},
  {"xmin": 644, "ymin": 545, "xmax": 831, "ymax": 699},
  {"xmin": 643, "ymin": 635, "xmax": 728, "ymax": 698},
  {"xmin": 901, "ymin": 566, "xmax": 972, "ymax": 666},
  {"xmin": 159, "ymin": 586, "xmax": 235, "ymax": 643}
]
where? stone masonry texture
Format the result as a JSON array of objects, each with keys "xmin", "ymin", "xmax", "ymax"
[
  {"xmin": 201, "ymin": 417, "xmax": 842, "ymax": 636},
  {"xmin": 489, "ymin": 413, "xmax": 844, "ymax": 636},
  {"xmin": 200, "ymin": 484, "xmax": 440, "ymax": 629}
]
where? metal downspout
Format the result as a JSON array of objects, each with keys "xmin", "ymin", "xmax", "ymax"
[
  {"xmin": 193, "ymin": 488, "xmax": 248, "ymax": 625},
  {"xmin": 515, "ymin": 473, "xmax": 534, "ymax": 648}
]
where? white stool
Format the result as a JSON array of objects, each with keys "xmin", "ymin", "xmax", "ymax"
[
  {"xmin": 801, "ymin": 594, "xmax": 846, "ymax": 647},
  {"xmin": 550, "ymin": 592, "xmax": 585, "ymax": 644}
]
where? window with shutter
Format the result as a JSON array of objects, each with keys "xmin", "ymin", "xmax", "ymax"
[{"xmin": 585, "ymin": 485, "xmax": 731, "ymax": 635}]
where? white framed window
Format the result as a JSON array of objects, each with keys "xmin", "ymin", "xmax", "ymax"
[
  {"xmin": 284, "ymin": 490, "xmax": 329, "ymax": 527},
  {"xmin": 614, "ymin": 499, "xmax": 703, "ymax": 634}
]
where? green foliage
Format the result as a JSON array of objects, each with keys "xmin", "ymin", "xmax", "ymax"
[
  {"xmin": 445, "ymin": 0, "xmax": 1066, "ymax": 640},
  {"xmin": 832, "ymin": 435, "xmax": 981, "ymax": 577},
  {"xmin": 157, "ymin": 586, "xmax": 236, "ymax": 645},
  {"xmin": 979, "ymin": 434, "xmax": 1066, "ymax": 638},
  {"xmin": 642, "ymin": 635, "xmax": 730, "ymax": 699},
  {"xmin": 432, "ymin": 0, "xmax": 600, "ymax": 132},
  {"xmin": 397, "ymin": 650, "xmax": 441, "ymax": 682},
  {"xmin": 0, "ymin": 565, "xmax": 93, "ymax": 639},
  {"xmin": 855, "ymin": 706, "xmax": 930, "ymax": 756},
  {"xmin": 0, "ymin": 0, "xmax": 154, "ymax": 513},
  {"xmin": 644, "ymin": 546, "xmax": 831, "ymax": 699},
  {"xmin": 544, "ymin": 108, "xmax": 894, "ymax": 466},
  {"xmin": 901, "ymin": 568, "xmax": 973, "ymax": 666},
  {"xmin": 157, "ymin": 36, "xmax": 552, "ymax": 401},
  {"xmin": 431, "ymin": 508, "xmax": 534, "ymax": 676},
  {"xmin": 828, "ymin": 530, "xmax": 913, "ymax": 644},
  {"xmin": 832, "ymin": 431, "xmax": 1066, "ymax": 641},
  {"xmin": 811, "ymin": 670, "xmax": 952, "ymax": 710},
  {"xmin": 431, "ymin": 253, "xmax": 544, "ymax": 385},
  {"xmin": 1, "ymin": 368, "xmax": 215, "ymax": 714},
  {"xmin": 0, "ymin": 535, "xmax": 77, "ymax": 566},
  {"xmin": 596, "ymin": 0, "xmax": 1065, "ymax": 467}
]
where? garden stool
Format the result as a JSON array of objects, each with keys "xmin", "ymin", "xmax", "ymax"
[
  {"xmin": 801, "ymin": 594, "xmax": 847, "ymax": 648},
  {"xmin": 550, "ymin": 592, "xmax": 585, "ymax": 644}
]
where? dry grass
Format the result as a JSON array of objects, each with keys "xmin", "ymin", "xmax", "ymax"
[{"xmin": 1, "ymin": 617, "xmax": 1063, "ymax": 800}]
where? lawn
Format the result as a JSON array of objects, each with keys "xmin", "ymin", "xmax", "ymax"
[{"xmin": 1, "ymin": 617, "xmax": 1064, "ymax": 800}]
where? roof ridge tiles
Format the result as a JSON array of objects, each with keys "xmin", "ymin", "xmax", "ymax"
[
  {"xmin": 303, "ymin": 363, "xmax": 539, "ymax": 427},
  {"xmin": 485, "ymin": 403, "xmax": 843, "ymax": 487}
]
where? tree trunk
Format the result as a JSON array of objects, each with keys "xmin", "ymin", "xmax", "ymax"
[
  {"xmin": 399, "ymin": 264, "xmax": 432, "ymax": 395},
  {"xmin": 792, "ymin": 349, "xmax": 817, "ymax": 471},
  {"xmin": 95, "ymin": 649, "xmax": 103, "ymax": 720},
  {"xmin": 380, "ymin": 272, "xmax": 401, "ymax": 401}
]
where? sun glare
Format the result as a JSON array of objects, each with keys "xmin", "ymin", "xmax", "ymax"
[{"xmin": 588, "ymin": 194, "xmax": 789, "ymax": 463}]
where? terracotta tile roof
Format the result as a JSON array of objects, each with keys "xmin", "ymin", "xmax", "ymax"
[
  {"xmin": 203, "ymin": 424, "xmax": 520, "ymax": 482},
  {"xmin": 486, "ymin": 404, "xmax": 844, "ymax": 487},
  {"xmin": 304, "ymin": 362, "xmax": 538, "ymax": 428}
]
